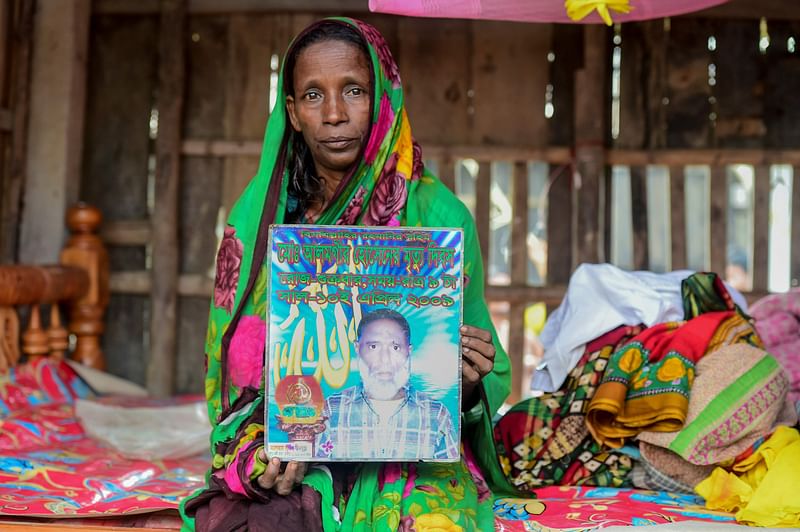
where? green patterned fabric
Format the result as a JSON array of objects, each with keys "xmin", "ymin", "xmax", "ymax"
[{"xmin": 180, "ymin": 17, "xmax": 512, "ymax": 531}]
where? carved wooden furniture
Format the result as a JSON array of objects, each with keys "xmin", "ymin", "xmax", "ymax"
[{"xmin": 0, "ymin": 203, "xmax": 109, "ymax": 371}]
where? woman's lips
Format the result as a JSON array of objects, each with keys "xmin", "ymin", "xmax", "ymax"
[{"xmin": 320, "ymin": 137, "xmax": 357, "ymax": 150}]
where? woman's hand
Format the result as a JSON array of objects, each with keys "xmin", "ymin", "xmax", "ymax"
[
  {"xmin": 255, "ymin": 449, "xmax": 308, "ymax": 495},
  {"xmin": 460, "ymin": 325, "xmax": 496, "ymax": 408}
]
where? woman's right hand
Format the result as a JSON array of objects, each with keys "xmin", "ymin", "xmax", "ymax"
[{"xmin": 255, "ymin": 449, "xmax": 308, "ymax": 495}]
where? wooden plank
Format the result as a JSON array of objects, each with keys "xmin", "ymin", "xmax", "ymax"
[
  {"xmin": 752, "ymin": 165, "xmax": 770, "ymax": 292},
  {"xmin": 220, "ymin": 14, "xmax": 289, "ymax": 214},
  {"xmin": 147, "ymin": 0, "xmax": 186, "ymax": 397},
  {"xmin": 0, "ymin": 0, "xmax": 34, "ymax": 263},
  {"xmin": 0, "ymin": 2, "xmax": 8, "ymax": 105},
  {"xmin": 547, "ymin": 24, "xmax": 582, "ymax": 146},
  {"xmin": 81, "ymin": 13, "xmax": 158, "ymax": 385},
  {"xmin": 709, "ymin": 166, "xmax": 728, "ymax": 276},
  {"xmin": 111, "ymin": 271, "xmax": 213, "ymax": 297},
  {"xmin": 0, "ymin": 108, "xmax": 11, "ymax": 131},
  {"xmin": 182, "ymin": 138, "xmax": 574, "ymax": 163},
  {"xmin": 630, "ymin": 166, "xmax": 649, "ymax": 270},
  {"xmin": 101, "ymin": 220, "xmax": 151, "ymax": 246},
  {"xmin": 176, "ymin": 15, "xmax": 228, "ymax": 395},
  {"xmin": 669, "ymin": 165, "xmax": 688, "ymax": 270},
  {"xmin": 470, "ymin": 21, "xmax": 550, "ymax": 146},
  {"xmin": 608, "ymin": 149, "xmax": 800, "ymax": 166},
  {"xmin": 19, "ymin": 0, "xmax": 91, "ymax": 263},
  {"xmin": 474, "ymin": 161, "xmax": 491, "ymax": 278},
  {"xmin": 574, "ymin": 25, "xmax": 607, "ymax": 265},
  {"xmin": 764, "ymin": 21, "xmax": 800, "ymax": 149},
  {"xmin": 546, "ymin": 163, "xmax": 572, "ymax": 284},
  {"xmin": 793, "ymin": 165, "xmax": 800, "ymax": 288},
  {"xmin": 713, "ymin": 20, "xmax": 764, "ymax": 148},
  {"xmin": 0, "ymin": 521, "xmax": 172, "ymax": 532},
  {"xmin": 666, "ymin": 18, "xmax": 712, "ymax": 148},
  {"xmin": 398, "ymin": 18, "xmax": 470, "ymax": 146},
  {"xmin": 487, "ymin": 284, "xmax": 771, "ymax": 306},
  {"xmin": 438, "ymin": 157, "xmax": 455, "ymax": 191},
  {"xmin": 508, "ymin": 162, "xmax": 528, "ymax": 405}
]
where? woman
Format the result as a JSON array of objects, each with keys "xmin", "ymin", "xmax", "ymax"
[{"xmin": 181, "ymin": 17, "xmax": 513, "ymax": 531}]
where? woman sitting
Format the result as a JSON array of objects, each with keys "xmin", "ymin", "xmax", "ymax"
[{"xmin": 181, "ymin": 17, "xmax": 512, "ymax": 531}]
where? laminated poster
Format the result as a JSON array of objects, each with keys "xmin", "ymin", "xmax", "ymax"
[{"xmin": 265, "ymin": 225, "xmax": 463, "ymax": 462}]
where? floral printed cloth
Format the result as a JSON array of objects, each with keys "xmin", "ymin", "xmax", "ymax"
[{"xmin": 750, "ymin": 289, "xmax": 800, "ymax": 403}]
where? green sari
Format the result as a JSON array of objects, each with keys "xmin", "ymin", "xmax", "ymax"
[{"xmin": 180, "ymin": 17, "xmax": 512, "ymax": 531}]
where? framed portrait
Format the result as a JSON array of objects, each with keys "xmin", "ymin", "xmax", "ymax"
[{"xmin": 265, "ymin": 225, "xmax": 463, "ymax": 462}]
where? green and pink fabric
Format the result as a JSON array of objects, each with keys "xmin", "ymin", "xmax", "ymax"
[{"xmin": 180, "ymin": 17, "xmax": 512, "ymax": 532}]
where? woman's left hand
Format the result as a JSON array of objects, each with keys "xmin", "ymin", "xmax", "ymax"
[{"xmin": 460, "ymin": 325, "xmax": 495, "ymax": 407}]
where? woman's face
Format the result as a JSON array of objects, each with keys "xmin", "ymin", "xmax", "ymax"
[{"xmin": 286, "ymin": 39, "xmax": 372, "ymax": 185}]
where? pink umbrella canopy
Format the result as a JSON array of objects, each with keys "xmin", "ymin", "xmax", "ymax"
[{"xmin": 368, "ymin": 0, "xmax": 730, "ymax": 25}]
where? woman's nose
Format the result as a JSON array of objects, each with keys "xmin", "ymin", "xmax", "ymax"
[{"xmin": 322, "ymin": 94, "xmax": 348, "ymax": 125}]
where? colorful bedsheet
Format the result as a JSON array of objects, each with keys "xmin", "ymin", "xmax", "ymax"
[
  {"xmin": 494, "ymin": 486, "xmax": 736, "ymax": 530},
  {"xmin": 0, "ymin": 359, "xmax": 208, "ymax": 518}
]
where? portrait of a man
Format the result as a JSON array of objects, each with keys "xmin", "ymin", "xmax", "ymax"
[{"xmin": 316, "ymin": 308, "xmax": 458, "ymax": 460}]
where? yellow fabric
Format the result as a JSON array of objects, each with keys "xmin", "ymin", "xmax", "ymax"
[
  {"xmin": 564, "ymin": 0, "xmax": 631, "ymax": 26},
  {"xmin": 696, "ymin": 426, "xmax": 800, "ymax": 527},
  {"xmin": 587, "ymin": 380, "xmax": 689, "ymax": 448}
]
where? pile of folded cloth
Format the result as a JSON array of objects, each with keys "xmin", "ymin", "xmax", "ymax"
[{"xmin": 493, "ymin": 264, "xmax": 800, "ymax": 528}]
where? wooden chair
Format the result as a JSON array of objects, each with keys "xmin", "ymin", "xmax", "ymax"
[
  {"xmin": 0, "ymin": 204, "xmax": 185, "ymax": 531},
  {"xmin": 0, "ymin": 203, "xmax": 109, "ymax": 371}
]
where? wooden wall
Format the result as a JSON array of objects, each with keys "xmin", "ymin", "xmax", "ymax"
[
  {"xmin": 74, "ymin": 3, "xmax": 800, "ymax": 403},
  {"xmin": 0, "ymin": 0, "xmax": 33, "ymax": 264}
]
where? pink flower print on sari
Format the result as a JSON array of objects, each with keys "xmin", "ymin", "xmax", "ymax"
[
  {"xmin": 398, "ymin": 515, "xmax": 416, "ymax": 532},
  {"xmin": 213, "ymin": 226, "xmax": 244, "ymax": 313},
  {"xmin": 379, "ymin": 462, "xmax": 403, "ymax": 491},
  {"xmin": 338, "ymin": 186, "xmax": 367, "ymax": 225},
  {"xmin": 463, "ymin": 442, "xmax": 492, "ymax": 502},
  {"xmin": 227, "ymin": 315, "xmax": 266, "ymax": 389},
  {"xmin": 364, "ymin": 93, "xmax": 395, "ymax": 165},
  {"xmin": 411, "ymin": 140, "xmax": 424, "ymax": 181},
  {"xmin": 362, "ymin": 153, "xmax": 408, "ymax": 227},
  {"xmin": 356, "ymin": 20, "xmax": 401, "ymax": 85}
]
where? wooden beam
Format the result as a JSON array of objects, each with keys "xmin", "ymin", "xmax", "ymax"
[
  {"xmin": 111, "ymin": 271, "xmax": 213, "ymax": 298},
  {"xmin": 438, "ymin": 157, "xmax": 455, "ymax": 191},
  {"xmin": 94, "ymin": 0, "xmax": 370, "ymax": 14},
  {"xmin": 101, "ymin": 219, "xmax": 151, "ymax": 246},
  {"xmin": 669, "ymin": 166, "xmax": 687, "ymax": 270},
  {"xmin": 508, "ymin": 161, "xmax": 529, "ymax": 405},
  {"xmin": 752, "ymin": 165, "xmax": 770, "ymax": 292},
  {"xmin": 0, "ymin": 108, "xmax": 11, "ymax": 131},
  {"xmin": 1, "ymin": 0, "xmax": 34, "ymax": 263},
  {"xmin": 709, "ymin": 166, "xmax": 728, "ymax": 276},
  {"xmin": 608, "ymin": 149, "xmax": 800, "ymax": 166},
  {"xmin": 19, "ymin": 0, "xmax": 90, "ymax": 263},
  {"xmin": 573, "ymin": 25, "xmax": 607, "ymax": 265},
  {"xmin": 182, "ymin": 141, "xmax": 800, "ymax": 168},
  {"xmin": 792, "ymin": 166, "xmax": 800, "ymax": 288},
  {"xmin": 181, "ymin": 138, "xmax": 574, "ymax": 164},
  {"xmin": 147, "ymin": 0, "xmax": 186, "ymax": 398},
  {"xmin": 630, "ymin": 166, "xmax": 649, "ymax": 270},
  {"xmin": 474, "ymin": 161, "xmax": 491, "ymax": 279}
]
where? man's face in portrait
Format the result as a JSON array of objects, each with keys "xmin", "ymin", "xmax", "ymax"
[{"xmin": 356, "ymin": 318, "xmax": 411, "ymax": 401}]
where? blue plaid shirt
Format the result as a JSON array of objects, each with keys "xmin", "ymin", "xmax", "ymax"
[{"xmin": 315, "ymin": 385, "xmax": 459, "ymax": 460}]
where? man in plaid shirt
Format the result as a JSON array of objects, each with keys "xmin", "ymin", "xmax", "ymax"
[{"xmin": 316, "ymin": 308, "xmax": 458, "ymax": 460}]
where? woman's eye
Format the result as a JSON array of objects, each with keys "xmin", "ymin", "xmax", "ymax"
[
  {"xmin": 348, "ymin": 87, "xmax": 364, "ymax": 97},
  {"xmin": 305, "ymin": 91, "xmax": 321, "ymax": 101}
]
